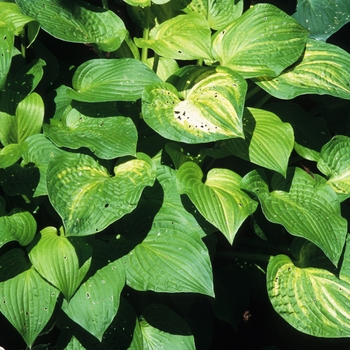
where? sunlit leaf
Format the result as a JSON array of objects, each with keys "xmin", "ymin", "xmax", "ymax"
[
  {"xmin": 47, "ymin": 152, "xmax": 156, "ymax": 236},
  {"xmin": 221, "ymin": 107, "xmax": 294, "ymax": 176},
  {"xmin": 66, "ymin": 58, "xmax": 161, "ymax": 102},
  {"xmin": 0, "ymin": 142, "xmax": 28, "ymax": 169},
  {"xmin": 16, "ymin": 0, "xmax": 126, "ymax": 52},
  {"xmin": 212, "ymin": 3, "xmax": 308, "ymax": 78},
  {"xmin": 62, "ymin": 258, "xmax": 125, "ymax": 341},
  {"xmin": 241, "ymin": 168, "xmax": 348, "ymax": 266},
  {"xmin": 267, "ymin": 254, "xmax": 350, "ymax": 337},
  {"xmin": 255, "ymin": 39, "xmax": 350, "ymax": 100}
]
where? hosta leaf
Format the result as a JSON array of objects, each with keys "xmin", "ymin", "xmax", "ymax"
[
  {"xmin": 22, "ymin": 134, "xmax": 65, "ymax": 197},
  {"xmin": 0, "ymin": 21, "xmax": 14, "ymax": 89},
  {"xmin": 267, "ymin": 254, "xmax": 350, "ymax": 337},
  {"xmin": 16, "ymin": 0, "xmax": 126, "ymax": 52},
  {"xmin": 29, "ymin": 227, "xmax": 92, "ymax": 301},
  {"xmin": 212, "ymin": 3, "xmax": 308, "ymax": 78},
  {"xmin": 123, "ymin": 0, "xmax": 150, "ymax": 6},
  {"xmin": 317, "ymin": 135, "xmax": 350, "ymax": 201},
  {"xmin": 176, "ymin": 162, "xmax": 258, "ymax": 244},
  {"xmin": 47, "ymin": 152, "xmax": 156, "ymax": 236},
  {"xmin": 0, "ymin": 92, "xmax": 44, "ymax": 145},
  {"xmin": 241, "ymin": 168, "xmax": 347, "ymax": 266},
  {"xmin": 0, "ymin": 142, "xmax": 28, "ymax": 169},
  {"xmin": 0, "ymin": 211, "xmax": 36, "ymax": 248},
  {"xmin": 0, "ymin": 249, "xmax": 59, "ymax": 348},
  {"xmin": 184, "ymin": 0, "xmax": 243, "ymax": 30},
  {"xmin": 142, "ymin": 66, "xmax": 247, "ymax": 143},
  {"xmin": 134, "ymin": 13, "xmax": 212, "ymax": 60},
  {"xmin": 125, "ymin": 165, "xmax": 214, "ymax": 296},
  {"xmin": 66, "ymin": 58, "xmax": 161, "ymax": 102},
  {"xmin": 292, "ymin": 0, "xmax": 350, "ymax": 41},
  {"xmin": 62, "ymin": 258, "xmax": 125, "ymax": 341},
  {"xmin": 255, "ymin": 39, "xmax": 350, "ymax": 100},
  {"xmin": 44, "ymin": 108, "xmax": 137, "ymax": 159},
  {"xmin": 221, "ymin": 107, "xmax": 294, "ymax": 176},
  {"xmin": 64, "ymin": 336, "xmax": 85, "ymax": 350},
  {"xmin": 135, "ymin": 304, "xmax": 195, "ymax": 350},
  {"xmin": 340, "ymin": 236, "xmax": 350, "ymax": 284}
]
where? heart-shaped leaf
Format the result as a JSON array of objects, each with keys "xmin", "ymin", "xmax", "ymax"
[
  {"xmin": 241, "ymin": 168, "xmax": 348, "ymax": 266},
  {"xmin": 267, "ymin": 254, "xmax": 350, "ymax": 337},
  {"xmin": 135, "ymin": 13, "xmax": 212, "ymax": 60},
  {"xmin": 62, "ymin": 258, "xmax": 125, "ymax": 341},
  {"xmin": 124, "ymin": 165, "xmax": 214, "ymax": 296},
  {"xmin": 0, "ymin": 211, "xmax": 36, "ymax": 248},
  {"xmin": 221, "ymin": 107, "xmax": 294, "ymax": 176},
  {"xmin": 317, "ymin": 135, "xmax": 350, "ymax": 201},
  {"xmin": 212, "ymin": 3, "xmax": 308, "ymax": 78},
  {"xmin": 177, "ymin": 162, "xmax": 258, "ymax": 244},
  {"xmin": 142, "ymin": 66, "xmax": 247, "ymax": 143},
  {"xmin": 184, "ymin": 0, "xmax": 243, "ymax": 30},
  {"xmin": 255, "ymin": 39, "xmax": 350, "ymax": 100},
  {"xmin": 44, "ymin": 108, "xmax": 137, "ymax": 159},
  {"xmin": 0, "ymin": 249, "xmax": 59, "ymax": 348},
  {"xmin": 47, "ymin": 152, "xmax": 156, "ymax": 236},
  {"xmin": 66, "ymin": 58, "xmax": 161, "ymax": 102},
  {"xmin": 29, "ymin": 227, "xmax": 92, "ymax": 301},
  {"xmin": 16, "ymin": 0, "xmax": 126, "ymax": 52},
  {"xmin": 292, "ymin": 0, "xmax": 350, "ymax": 41}
]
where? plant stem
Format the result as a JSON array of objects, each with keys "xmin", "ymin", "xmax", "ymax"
[
  {"xmin": 152, "ymin": 53, "xmax": 160, "ymax": 73},
  {"xmin": 101, "ymin": 0, "xmax": 108, "ymax": 9},
  {"xmin": 141, "ymin": 5, "xmax": 151, "ymax": 63},
  {"xmin": 116, "ymin": 32, "xmax": 141, "ymax": 60},
  {"xmin": 196, "ymin": 58, "xmax": 203, "ymax": 66},
  {"xmin": 245, "ymin": 85, "xmax": 261, "ymax": 100}
]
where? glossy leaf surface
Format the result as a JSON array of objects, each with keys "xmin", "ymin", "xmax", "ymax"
[
  {"xmin": 47, "ymin": 152, "xmax": 156, "ymax": 236},
  {"xmin": 0, "ymin": 142, "xmax": 28, "ymax": 169}
]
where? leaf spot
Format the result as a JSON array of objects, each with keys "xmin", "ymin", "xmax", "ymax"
[{"xmin": 86, "ymin": 292, "xmax": 90, "ymax": 298}]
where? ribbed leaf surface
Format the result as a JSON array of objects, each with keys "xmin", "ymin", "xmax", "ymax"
[
  {"xmin": 62, "ymin": 259, "xmax": 125, "ymax": 341},
  {"xmin": 16, "ymin": 0, "xmax": 126, "ymax": 51},
  {"xmin": 267, "ymin": 254, "xmax": 350, "ymax": 337},
  {"xmin": 222, "ymin": 107, "xmax": 294, "ymax": 176},
  {"xmin": 125, "ymin": 166, "xmax": 214, "ymax": 296},
  {"xmin": 212, "ymin": 3, "xmax": 308, "ymax": 78},
  {"xmin": 67, "ymin": 58, "xmax": 161, "ymax": 102},
  {"xmin": 142, "ymin": 66, "xmax": 246, "ymax": 143},
  {"xmin": 176, "ymin": 162, "xmax": 258, "ymax": 244},
  {"xmin": 255, "ymin": 39, "xmax": 350, "ymax": 100},
  {"xmin": 44, "ymin": 108, "xmax": 137, "ymax": 159},
  {"xmin": 29, "ymin": 227, "xmax": 92, "ymax": 301},
  {"xmin": 241, "ymin": 168, "xmax": 347, "ymax": 266},
  {"xmin": 47, "ymin": 152, "xmax": 156, "ymax": 236}
]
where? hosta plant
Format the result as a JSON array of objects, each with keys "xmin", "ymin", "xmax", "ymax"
[{"xmin": 1, "ymin": 0, "xmax": 350, "ymax": 349}]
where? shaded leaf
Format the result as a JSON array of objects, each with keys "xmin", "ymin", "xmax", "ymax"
[
  {"xmin": 0, "ymin": 142, "xmax": 28, "ymax": 169},
  {"xmin": 255, "ymin": 39, "xmax": 350, "ymax": 100},
  {"xmin": 212, "ymin": 3, "xmax": 308, "ymax": 78},
  {"xmin": 0, "ymin": 21, "xmax": 14, "ymax": 89},
  {"xmin": 176, "ymin": 162, "xmax": 258, "ymax": 244},
  {"xmin": 47, "ymin": 152, "xmax": 156, "ymax": 236}
]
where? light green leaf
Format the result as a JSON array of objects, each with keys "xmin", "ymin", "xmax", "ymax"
[
  {"xmin": 0, "ymin": 249, "xmax": 59, "ymax": 348},
  {"xmin": 292, "ymin": 0, "xmax": 350, "ymax": 41},
  {"xmin": 62, "ymin": 258, "xmax": 125, "ymax": 341},
  {"xmin": 317, "ymin": 135, "xmax": 350, "ymax": 201},
  {"xmin": 123, "ymin": 0, "xmax": 150, "ymax": 6},
  {"xmin": 22, "ymin": 134, "xmax": 65, "ymax": 197},
  {"xmin": 47, "ymin": 152, "xmax": 157, "ymax": 236},
  {"xmin": 0, "ymin": 142, "xmax": 28, "ymax": 169},
  {"xmin": 44, "ymin": 108, "xmax": 137, "ymax": 159},
  {"xmin": 29, "ymin": 227, "xmax": 92, "ymax": 301},
  {"xmin": 145, "ymin": 56, "xmax": 179, "ymax": 82},
  {"xmin": 135, "ymin": 13, "xmax": 212, "ymax": 60},
  {"xmin": 221, "ymin": 107, "xmax": 294, "ymax": 176},
  {"xmin": 66, "ymin": 58, "xmax": 161, "ymax": 102},
  {"xmin": 124, "ymin": 165, "xmax": 214, "ymax": 296},
  {"xmin": 267, "ymin": 254, "xmax": 350, "ymax": 337},
  {"xmin": 176, "ymin": 162, "xmax": 258, "ymax": 244},
  {"xmin": 0, "ymin": 211, "xmax": 36, "ymax": 248},
  {"xmin": 0, "ymin": 21, "xmax": 14, "ymax": 89},
  {"xmin": 64, "ymin": 336, "xmax": 86, "ymax": 350},
  {"xmin": 255, "ymin": 39, "xmax": 350, "ymax": 100},
  {"xmin": 137, "ymin": 304, "xmax": 195, "ymax": 350},
  {"xmin": 0, "ymin": 92, "xmax": 44, "ymax": 145},
  {"xmin": 16, "ymin": 0, "xmax": 126, "ymax": 52},
  {"xmin": 184, "ymin": 0, "xmax": 243, "ymax": 30},
  {"xmin": 142, "ymin": 66, "xmax": 246, "ymax": 143},
  {"xmin": 212, "ymin": 3, "xmax": 308, "ymax": 78},
  {"xmin": 241, "ymin": 168, "xmax": 348, "ymax": 266},
  {"xmin": 340, "ymin": 236, "xmax": 350, "ymax": 284}
]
